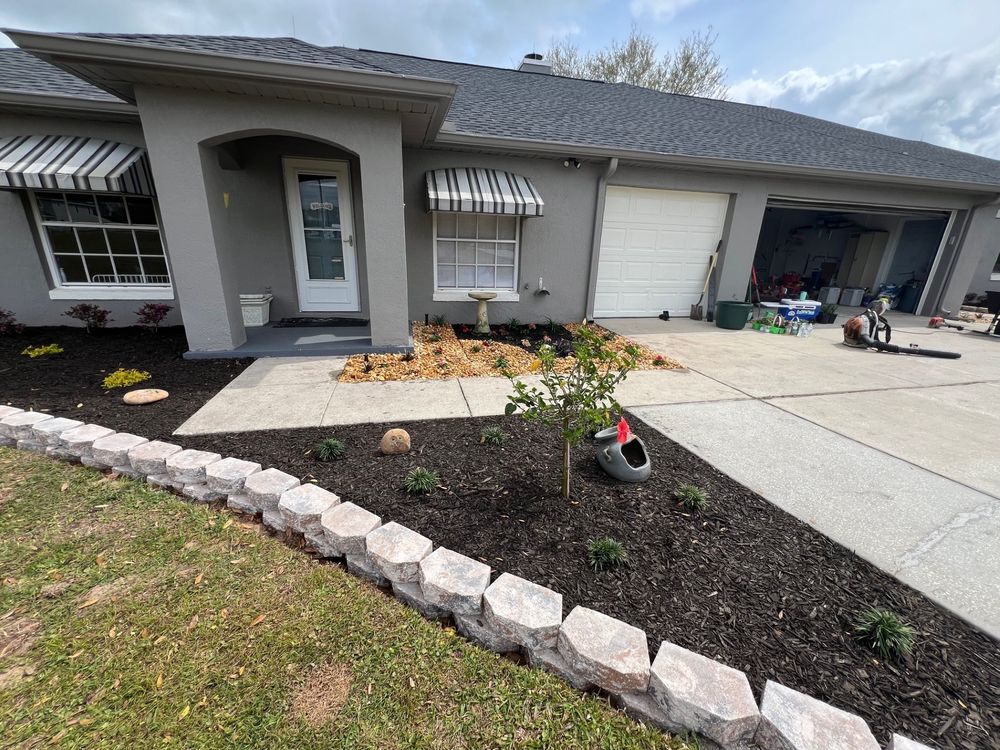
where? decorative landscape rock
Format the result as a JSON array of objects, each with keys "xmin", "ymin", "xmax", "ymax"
[
  {"xmin": 321, "ymin": 502, "xmax": 381, "ymax": 556},
  {"xmin": 392, "ymin": 581, "xmax": 448, "ymax": 619},
  {"xmin": 418, "ymin": 547, "xmax": 491, "ymax": 616},
  {"xmin": 304, "ymin": 531, "xmax": 340, "ymax": 558},
  {"xmin": 886, "ymin": 734, "xmax": 934, "ymax": 750},
  {"xmin": 278, "ymin": 483, "xmax": 340, "ymax": 534},
  {"xmin": 1, "ymin": 411, "xmax": 53, "ymax": 441},
  {"xmin": 59, "ymin": 424, "xmax": 115, "ymax": 459},
  {"xmin": 165, "ymin": 449, "xmax": 222, "ymax": 485},
  {"xmin": 557, "ymin": 606, "xmax": 650, "ymax": 693},
  {"xmin": 262, "ymin": 507, "xmax": 285, "ymax": 532},
  {"xmin": 147, "ymin": 473, "xmax": 182, "ymax": 490},
  {"xmin": 127, "ymin": 441, "xmax": 182, "ymax": 476},
  {"xmin": 0, "ymin": 405, "xmax": 23, "ymax": 420},
  {"xmin": 649, "ymin": 641, "xmax": 759, "ymax": 748},
  {"xmin": 616, "ymin": 692, "xmax": 672, "ymax": 732},
  {"xmin": 482, "ymin": 573, "xmax": 563, "ymax": 651},
  {"xmin": 183, "ymin": 483, "xmax": 227, "ymax": 503},
  {"xmin": 206, "ymin": 456, "xmax": 261, "ymax": 494},
  {"xmin": 365, "ymin": 521, "xmax": 433, "ymax": 582},
  {"xmin": 454, "ymin": 612, "xmax": 519, "ymax": 653},
  {"xmin": 756, "ymin": 680, "xmax": 879, "ymax": 750},
  {"xmin": 90, "ymin": 433, "xmax": 149, "ymax": 470},
  {"xmin": 528, "ymin": 647, "xmax": 594, "ymax": 691},
  {"xmin": 228, "ymin": 468, "xmax": 299, "ymax": 514},
  {"xmin": 31, "ymin": 417, "xmax": 84, "ymax": 446},
  {"xmin": 16, "ymin": 439, "xmax": 46, "ymax": 454},
  {"xmin": 379, "ymin": 428, "xmax": 411, "ymax": 455},
  {"xmin": 346, "ymin": 553, "xmax": 389, "ymax": 587},
  {"xmin": 122, "ymin": 388, "xmax": 169, "ymax": 405}
]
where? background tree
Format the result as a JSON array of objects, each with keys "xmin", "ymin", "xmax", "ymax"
[{"xmin": 547, "ymin": 26, "xmax": 728, "ymax": 100}]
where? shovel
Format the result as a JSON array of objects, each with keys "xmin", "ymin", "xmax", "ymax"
[{"xmin": 690, "ymin": 243, "xmax": 720, "ymax": 320}]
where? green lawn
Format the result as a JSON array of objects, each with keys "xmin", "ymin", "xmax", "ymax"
[{"xmin": 0, "ymin": 448, "xmax": 689, "ymax": 749}]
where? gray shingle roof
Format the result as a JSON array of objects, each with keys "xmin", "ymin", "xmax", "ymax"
[
  {"xmin": 0, "ymin": 48, "xmax": 120, "ymax": 102},
  {"xmin": 335, "ymin": 47, "xmax": 1000, "ymax": 188}
]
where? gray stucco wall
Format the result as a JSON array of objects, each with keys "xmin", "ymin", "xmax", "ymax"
[
  {"xmin": 0, "ymin": 112, "xmax": 182, "ymax": 327},
  {"xmin": 403, "ymin": 148, "xmax": 601, "ymax": 325}
]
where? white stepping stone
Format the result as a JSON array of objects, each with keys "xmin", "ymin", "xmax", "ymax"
[
  {"xmin": 419, "ymin": 547, "xmax": 491, "ymax": 616},
  {"xmin": 649, "ymin": 641, "xmax": 759, "ymax": 748},
  {"xmin": 229, "ymin": 468, "xmax": 299, "ymax": 514},
  {"xmin": 756, "ymin": 680, "xmax": 879, "ymax": 750},
  {"xmin": 558, "ymin": 606, "xmax": 650, "ymax": 693},
  {"xmin": 128, "ymin": 441, "xmax": 182, "ymax": 475},
  {"xmin": 60, "ymin": 424, "xmax": 115, "ymax": 457},
  {"xmin": 32, "ymin": 417, "xmax": 83, "ymax": 446},
  {"xmin": 278, "ymin": 484, "xmax": 339, "ymax": 534},
  {"xmin": 165, "ymin": 449, "xmax": 222, "ymax": 485},
  {"xmin": 206, "ymin": 457, "xmax": 261, "ymax": 493},
  {"xmin": 454, "ymin": 612, "xmax": 519, "ymax": 653},
  {"xmin": 91, "ymin": 433, "xmax": 148, "ymax": 469},
  {"xmin": 886, "ymin": 734, "xmax": 934, "ymax": 750},
  {"xmin": 392, "ymin": 581, "xmax": 448, "ymax": 619},
  {"xmin": 482, "ymin": 573, "xmax": 562, "ymax": 651},
  {"xmin": 365, "ymin": 522, "xmax": 433, "ymax": 583},
  {"xmin": 320, "ymin": 502, "xmax": 381, "ymax": 556},
  {"xmin": 1, "ymin": 411, "xmax": 53, "ymax": 440}
]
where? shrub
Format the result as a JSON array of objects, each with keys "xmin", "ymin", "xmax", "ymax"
[
  {"xmin": 493, "ymin": 356, "xmax": 510, "ymax": 371},
  {"xmin": 0, "ymin": 308, "xmax": 25, "ymax": 335},
  {"xmin": 314, "ymin": 437, "xmax": 346, "ymax": 461},
  {"xmin": 480, "ymin": 426, "xmax": 507, "ymax": 447},
  {"xmin": 675, "ymin": 483, "xmax": 709, "ymax": 510},
  {"xmin": 586, "ymin": 538, "xmax": 628, "ymax": 571},
  {"xmin": 506, "ymin": 325, "xmax": 639, "ymax": 499},
  {"xmin": 653, "ymin": 354, "xmax": 667, "ymax": 367},
  {"xmin": 430, "ymin": 314, "xmax": 448, "ymax": 327},
  {"xmin": 470, "ymin": 344, "xmax": 482, "ymax": 354},
  {"xmin": 102, "ymin": 368, "xmax": 151, "ymax": 390},
  {"xmin": 401, "ymin": 351, "xmax": 416, "ymax": 362},
  {"xmin": 852, "ymin": 608, "xmax": 916, "ymax": 660},
  {"xmin": 507, "ymin": 317, "xmax": 522, "ymax": 330},
  {"xmin": 64, "ymin": 304, "xmax": 111, "ymax": 332},
  {"xmin": 403, "ymin": 467, "xmax": 438, "ymax": 495},
  {"xmin": 429, "ymin": 333, "xmax": 442, "ymax": 343},
  {"xmin": 135, "ymin": 303, "xmax": 173, "ymax": 331},
  {"xmin": 21, "ymin": 343, "xmax": 63, "ymax": 358}
]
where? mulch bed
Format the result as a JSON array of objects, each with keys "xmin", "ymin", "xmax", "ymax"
[
  {"xmin": 1, "ymin": 326, "xmax": 250, "ymax": 441},
  {"xmin": 2, "ymin": 327, "xmax": 998, "ymax": 748}
]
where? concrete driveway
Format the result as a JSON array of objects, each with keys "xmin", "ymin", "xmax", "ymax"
[{"xmin": 603, "ymin": 314, "xmax": 1000, "ymax": 638}]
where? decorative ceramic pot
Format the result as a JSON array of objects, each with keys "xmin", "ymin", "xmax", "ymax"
[{"xmin": 594, "ymin": 427, "xmax": 652, "ymax": 483}]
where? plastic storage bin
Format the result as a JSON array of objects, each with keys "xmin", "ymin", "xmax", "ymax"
[
  {"xmin": 818, "ymin": 287, "xmax": 841, "ymax": 304},
  {"xmin": 839, "ymin": 287, "xmax": 865, "ymax": 306}
]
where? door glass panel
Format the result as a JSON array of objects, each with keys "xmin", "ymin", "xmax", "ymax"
[{"xmin": 298, "ymin": 174, "xmax": 345, "ymax": 281}]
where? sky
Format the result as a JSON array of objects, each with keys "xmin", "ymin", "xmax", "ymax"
[{"xmin": 2, "ymin": 0, "xmax": 999, "ymax": 158}]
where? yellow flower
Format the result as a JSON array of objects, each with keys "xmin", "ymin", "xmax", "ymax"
[{"xmin": 530, "ymin": 359, "xmax": 542, "ymax": 372}]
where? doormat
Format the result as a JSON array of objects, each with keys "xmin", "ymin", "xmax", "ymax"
[{"xmin": 273, "ymin": 317, "xmax": 370, "ymax": 328}]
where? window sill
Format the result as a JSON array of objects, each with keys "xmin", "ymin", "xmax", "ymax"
[
  {"xmin": 433, "ymin": 290, "xmax": 520, "ymax": 303},
  {"xmin": 48, "ymin": 287, "xmax": 175, "ymax": 301},
  {"xmin": 991, "ymin": 273, "xmax": 1000, "ymax": 281}
]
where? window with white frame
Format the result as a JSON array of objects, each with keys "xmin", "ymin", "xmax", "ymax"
[
  {"xmin": 434, "ymin": 213, "xmax": 519, "ymax": 292},
  {"xmin": 31, "ymin": 191, "xmax": 169, "ymax": 287}
]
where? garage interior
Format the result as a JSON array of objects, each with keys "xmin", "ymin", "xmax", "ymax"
[{"xmin": 753, "ymin": 199, "xmax": 952, "ymax": 314}]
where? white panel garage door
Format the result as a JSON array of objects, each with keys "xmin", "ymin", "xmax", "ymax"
[{"xmin": 594, "ymin": 186, "xmax": 729, "ymax": 317}]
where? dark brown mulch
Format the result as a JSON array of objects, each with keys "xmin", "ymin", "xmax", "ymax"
[
  {"xmin": 2, "ymin": 328, "xmax": 998, "ymax": 748},
  {"xmin": 174, "ymin": 418, "xmax": 1000, "ymax": 750},
  {"xmin": 0, "ymin": 326, "xmax": 250, "ymax": 440},
  {"xmin": 452, "ymin": 320, "xmax": 576, "ymax": 354}
]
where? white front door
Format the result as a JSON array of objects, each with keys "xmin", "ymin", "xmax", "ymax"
[
  {"xmin": 283, "ymin": 158, "xmax": 360, "ymax": 312},
  {"xmin": 595, "ymin": 186, "xmax": 729, "ymax": 317}
]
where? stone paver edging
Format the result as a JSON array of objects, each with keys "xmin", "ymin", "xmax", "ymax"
[{"xmin": 0, "ymin": 404, "xmax": 934, "ymax": 750}]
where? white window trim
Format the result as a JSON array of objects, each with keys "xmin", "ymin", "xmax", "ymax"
[
  {"xmin": 28, "ymin": 190, "xmax": 175, "ymax": 301},
  {"xmin": 432, "ymin": 212, "xmax": 521, "ymax": 302}
]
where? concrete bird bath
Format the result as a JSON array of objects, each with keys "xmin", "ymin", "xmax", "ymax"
[{"xmin": 468, "ymin": 291, "xmax": 497, "ymax": 334}]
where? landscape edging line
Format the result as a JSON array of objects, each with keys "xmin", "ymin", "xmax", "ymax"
[{"xmin": 0, "ymin": 405, "xmax": 929, "ymax": 750}]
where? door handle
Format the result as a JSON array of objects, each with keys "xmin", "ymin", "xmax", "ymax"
[{"xmin": 345, "ymin": 234, "xmax": 354, "ymax": 247}]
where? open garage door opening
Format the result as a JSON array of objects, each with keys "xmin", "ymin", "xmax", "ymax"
[{"xmin": 754, "ymin": 199, "xmax": 953, "ymax": 315}]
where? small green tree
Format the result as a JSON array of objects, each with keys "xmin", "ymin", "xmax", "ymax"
[{"xmin": 505, "ymin": 326, "xmax": 640, "ymax": 499}]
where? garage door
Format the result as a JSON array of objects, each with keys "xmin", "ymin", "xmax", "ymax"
[{"xmin": 594, "ymin": 186, "xmax": 729, "ymax": 317}]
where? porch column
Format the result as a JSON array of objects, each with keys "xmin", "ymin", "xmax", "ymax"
[
  {"xmin": 716, "ymin": 187, "xmax": 769, "ymax": 304},
  {"xmin": 358, "ymin": 130, "xmax": 410, "ymax": 348},
  {"xmin": 135, "ymin": 93, "xmax": 246, "ymax": 353}
]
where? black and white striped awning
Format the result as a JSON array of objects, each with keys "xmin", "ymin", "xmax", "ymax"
[
  {"xmin": 426, "ymin": 168, "xmax": 544, "ymax": 216},
  {"xmin": 0, "ymin": 135, "xmax": 155, "ymax": 195}
]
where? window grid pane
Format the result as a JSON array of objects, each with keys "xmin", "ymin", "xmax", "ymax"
[
  {"xmin": 34, "ymin": 190, "xmax": 168, "ymax": 286},
  {"xmin": 435, "ymin": 213, "xmax": 518, "ymax": 292}
]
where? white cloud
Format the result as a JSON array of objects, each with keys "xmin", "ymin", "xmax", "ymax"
[
  {"xmin": 628, "ymin": 0, "xmax": 700, "ymax": 21},
  {"xmin": 730, "ymin": 42, "xmax": 1000, "ymax": 159}
]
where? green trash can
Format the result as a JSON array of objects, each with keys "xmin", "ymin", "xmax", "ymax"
[{"xmin": 715, "ymin": 301, "xmax": 752, "ymax": 330}]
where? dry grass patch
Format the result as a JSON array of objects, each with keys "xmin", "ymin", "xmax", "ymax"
[{"xmin": 289, "ymin": 662, "xmax": 354, "ymax": 727}]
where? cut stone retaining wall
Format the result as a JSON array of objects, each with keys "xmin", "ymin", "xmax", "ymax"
[{"xmin": 0, "ymin": 404, "xmax": 937, "ymax": 750}]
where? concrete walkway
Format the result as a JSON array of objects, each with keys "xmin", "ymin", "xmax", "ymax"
[{"xmin": 605, "ymin": 314, "xmax": 1000, "ymax": 638}]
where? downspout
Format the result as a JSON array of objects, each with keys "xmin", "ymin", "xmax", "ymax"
[
  {"xmin": 932, "ymin": 193, "xmax": 1000, "ymax": 313},
  {"xmin": 584, "ymin": 157, "xmax": 619, "ymax": 321}
]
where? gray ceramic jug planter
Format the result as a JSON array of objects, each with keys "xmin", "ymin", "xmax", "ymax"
[{"xmin": 594, "ymin": 426, "xmax": 652, "ymax": 483}]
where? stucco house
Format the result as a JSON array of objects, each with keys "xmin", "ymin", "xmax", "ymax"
[{"xmin": 2, "ymin": 30, "xmax": 999, "ymax": 356}]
